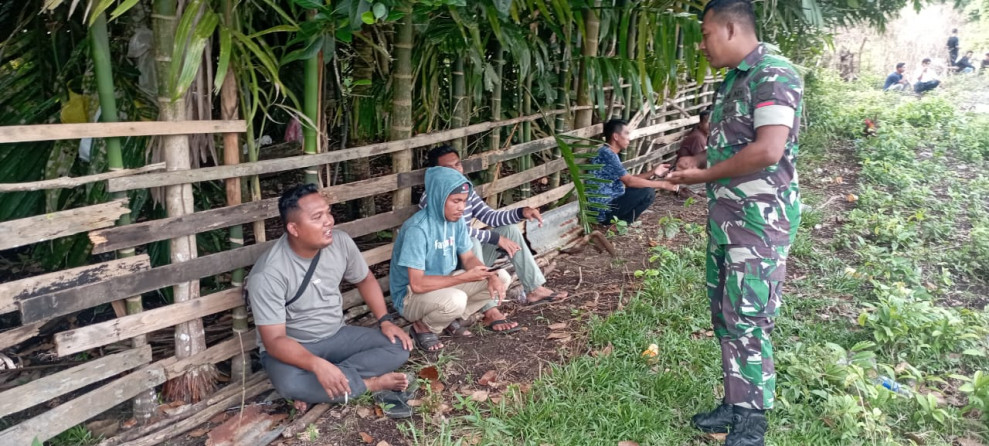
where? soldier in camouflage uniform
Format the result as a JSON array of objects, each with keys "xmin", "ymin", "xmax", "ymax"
[{"xmin": 666, "ymin": 0, "xmax": 802, "ymax": 445}]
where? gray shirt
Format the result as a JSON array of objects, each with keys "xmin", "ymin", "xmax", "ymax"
[{"xmin": 247, "ymin": 232, "xmax": 368, "ymax": 350}]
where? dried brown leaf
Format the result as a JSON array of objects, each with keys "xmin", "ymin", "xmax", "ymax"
[
  {"xmin": 188, "ymin": 428, "xmax": 209, "ymax": 438},
  {"xmin": 470, "ymin": 390, "xmax": 489, "ymax": 402},
  {"xmin": 548, "ymin": 322, "xmax": 567, "ymax": 330},
  {"xmin": 705, "ymin": 433, "xmax": 728, "ymax": 441},
  {"xmin": 546, "ymin": 332, "xmax": 571, "ymax": 340},
  {"xmin": 418, "ymin": 366, "xmax": 440, "ymax": 381},
  {"xmin": 407, "ymin": 399, "xmax": 423, "ymax": 407},
  {"xmin": 478, "ymin": 370, "xmax": 498, "ymax": 386},
  {"xmin": 359, "ymin": 432, "xmax": 374, "ymax": 444},
  {"xmin": 356, "ymin": 406, "xmax": 373, "ymax": 418}
]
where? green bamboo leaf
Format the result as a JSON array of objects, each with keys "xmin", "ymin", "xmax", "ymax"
[
  {"xmin": 248, "ymin": 25, "xmax": 300, "ymax": 39},
  {"xmin": 213, "ymin": 26, "xmax": 232, "ymax": 94},
  {"xmin": 172, "ymin": 9, "xmax": 218, "ymax": 101},
  {"xmin": 291, "ymin": 0, "xmax": 325, "ymax": 9},
  {"xmin": 108, "ymin": 0, "xmax": 140, "ymax": 22},
  {"xmin": 168, "ymin": 0, "xmax": 204, "ymax": 96},
  {"xmin": 87, "ymin": 0, "xmax": 115, "ymax": 26}
]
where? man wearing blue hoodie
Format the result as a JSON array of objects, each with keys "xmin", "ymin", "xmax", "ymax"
[{"xmin": 390, "ymin": 167, "xmax": 518, "ymax": 351}]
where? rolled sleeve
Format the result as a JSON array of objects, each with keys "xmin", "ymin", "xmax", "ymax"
[
  {"xmin": 753, "ymin": 104, "xmax": 795, "ymax": 128},
  {"xmin": 751, "ymin": 68, "xmax": 801, "ymax": 130}
]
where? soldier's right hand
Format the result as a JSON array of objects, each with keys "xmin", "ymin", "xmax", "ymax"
[{"xmin": 313, "ymin": 359, "xmax": 351, "ymax": 398}]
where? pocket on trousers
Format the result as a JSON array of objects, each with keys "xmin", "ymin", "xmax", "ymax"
[{"xmin": 737, "ymin": 257, "xmax": 785, "ymax": 318}]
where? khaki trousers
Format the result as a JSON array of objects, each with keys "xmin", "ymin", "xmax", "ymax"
[{"xmin": 402, "ymin": 269, "xmax": 511, "ymax": 334}]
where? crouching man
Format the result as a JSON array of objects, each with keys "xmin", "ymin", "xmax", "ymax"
[
  {"xmin": 247, "ymin": 184, "xmax": 414, "ymax": 417},
  {"xmin": 390, "ymin": 167, "xmax": 518, "ymax": 352}
]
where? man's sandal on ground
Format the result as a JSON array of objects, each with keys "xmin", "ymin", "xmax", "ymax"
[
  {"xmin": 484, "ymin": 319, "xmax": 522, "ymax": 334},
  {"xmin": 371, "ymin": 372, "xmax": 419, "ymax": 419},
  {"xmin": 441, "ymin": 318, "xmax": 473, "ymax": 337},
  {"xmin": 411, "ymin": 328, "xmax": 443, "ymax": 352},
  {"xmin": 522, "ymin": 291, "xmax": 568, "ymax": 307}
]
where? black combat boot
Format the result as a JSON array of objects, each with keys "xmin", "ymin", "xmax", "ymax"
[
  {"xmin": 691, "ymin": 402, "xmax": 733, "ymax": 433},
  {"xmin": 725, "ymin": 406, "xmax": 767, "ymax": 446}
]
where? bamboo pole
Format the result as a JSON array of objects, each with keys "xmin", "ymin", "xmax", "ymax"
[
  {"xmin": 551, "ymin": 27, "xmax": 571, "ymax": 189},
  {"xmin": 303, "ymin": 14, "xmax": 320, "ymax": 185},
  {"xmin": 220, "ymin": 0, "xmax": 249, "ymax": 389},
  {"xmin": 154, "ymin": 0, "xmax": 216, "ymax": 403},
  {"xmin": 574, "ymin": 0, "xmax": 601, "ymax": 130},
  {"xmin": 390, "ymin": 9, "xmax": 415, "ymax": 209},
  {"xmin": 90, "ymin": 12, "xmax": 158, "ymax": 423},
  {"xmin": 519, "ymin": 73, "xmax": 532, "ymax": 199},
  {"xmin": 485, "ymin": 43, "xmax": 505, "ymax": 207},
  {"xmin": 451, "ymin": 56, "xmax": 467, "ymax": 151}
]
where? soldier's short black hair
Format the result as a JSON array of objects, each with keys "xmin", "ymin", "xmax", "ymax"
[
  {"xmin": 603, "ymin": 119, "xmax": 628, "ymax": 142},
  {"xmin": 426, "ymin": 145, "xmax": 459, "ymax": 167},
  {"xmin": 279, "ymin": 183, "xmax": 320, "ymax": 225},
  {"xmin": 922, "ymin": 58, "xmax": 932, "ymax": 64},
  {"xmin": 896, "ymin": 62, "xmax": 906, "ymax": 69},
  {"xmin": 699, "ymin": 110, "xmax": 711, "ymax": 123},
  {"xmin": 952, "ymin": 28, "xmax": 958, "ymax": 33},
  {"xmin": 702, "ymin": 0, "xmax": 756, "ymax": 31}
]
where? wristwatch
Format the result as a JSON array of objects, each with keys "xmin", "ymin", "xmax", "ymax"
[{"xmin": 377, "ymin": 313, "xmax": 396, "ymax": 325}]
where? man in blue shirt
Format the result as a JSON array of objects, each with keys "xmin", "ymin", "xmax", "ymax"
[
  {"xmin": 883, "ymin": 62, "xmax": 909, "ymax": 91},
  {"xmin": 587, "ymin": 118, "xmax": 681, "ymax": 224}
]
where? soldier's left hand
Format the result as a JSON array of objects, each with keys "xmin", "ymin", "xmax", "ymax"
[
  {"xmin": 381, "ymin": 321, "xmax": 413, "ymax": 351},
  {"xmin": 666, "ymin": 168, "xmax": 708, "ymax": 185}
]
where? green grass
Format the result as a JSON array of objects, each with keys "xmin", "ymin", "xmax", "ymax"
[{"xmin": 401, "ymin": 72, "xmax": 989, "ymax": 445}]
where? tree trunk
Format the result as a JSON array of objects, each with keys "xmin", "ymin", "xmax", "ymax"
[
  {"xmin": 90, "ymin": 12, "xmax": 158, "ymax": 423},
  {"xmin": 451, "ymin": 56, "xmax": 467, "ymax": 150},
  {"xmin": 390, "ymin": 10, "xmax": 415, "ymax": 209},
  {"xmin": 574, "ymin": 0, "xmax": 601, "ymax": 130},
  {"xmin": 154, "ymin": 0, "xmax": 216, "ymax": 403}
]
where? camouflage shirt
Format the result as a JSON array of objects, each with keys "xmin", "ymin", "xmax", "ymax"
[{"xmin": 706, "ymin": 44, "xmax": 803, "ymax": 246}]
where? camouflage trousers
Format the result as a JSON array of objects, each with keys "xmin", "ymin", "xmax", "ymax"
[{"xmin": 706, "ymin": 240, "xmax": 789, "ymax": 410}]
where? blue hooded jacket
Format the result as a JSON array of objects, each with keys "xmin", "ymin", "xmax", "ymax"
[{"xmin": 389, "ymin": 167, "xmax": 474, "ymax": 314}]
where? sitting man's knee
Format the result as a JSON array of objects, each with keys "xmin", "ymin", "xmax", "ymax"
[
  {"xmin": 439, "ymin": 290, "xmax": 469, "ymax": 315},
  {"xmin": 495, "ymin": 269, "xmax": 511, "ymax": 286}
]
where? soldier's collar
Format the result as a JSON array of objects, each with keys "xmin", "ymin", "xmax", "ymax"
[{"xmin": 735, "ymin": 44, "xmax": 767, "ymax": 72}]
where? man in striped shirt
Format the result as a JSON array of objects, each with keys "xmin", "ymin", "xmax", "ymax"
[{"xmin": 419, "ymin": 146, "xmax": 569, "ymax": 307}]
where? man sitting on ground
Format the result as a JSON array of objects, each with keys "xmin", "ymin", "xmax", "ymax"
[
  {"xmin": 955, "ymin": 51, "xmax": 976, "ymax": 74},
  {"xmin": 981, "ymin": 52, "xmax": 989, "ymax": 73},
  {"xmin": 883, "ymin": 62, "xmax": 910, "ymax": 91},
  {"xmin": 587, "ymin": 118, "xmax": 680, "ymax": 225},
  {"xmin": 390, "ymin": 166, "xmax": 517, "ymax": 352},
  {"xmin": 247, "ymin": 184, "xmax": 414, "ymax": 417},
  {"xmin": 914, "ymin": 58, "xmax": 941, "ymax": 95},
  {"xmin": 420, "ymin": 145, "xmax": 568, "ymax": 306},
  {"xmin": 676, "ymin": 110, "xmax": 710, "ymax": 170}
]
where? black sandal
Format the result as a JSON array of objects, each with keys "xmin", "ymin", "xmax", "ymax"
[
  {"xmin": 412, "ymin": 327, "xmax": 444, "ymax": 351},
  {"xmin": 484, "ymin": 319, "xmax": 522, "ymax": 334},
  {"xmin": 523, "ymin": 290, "xmax": 569, "ymax": 307},
  {"xmin": 442, "ymin": 318, "xmax": 473, "ymax": 337}
]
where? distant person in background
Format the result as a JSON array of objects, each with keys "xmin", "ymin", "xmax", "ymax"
[
  {"xmin": 947, "ymin": 28, "xmax": 959, "ymax": 64},
  {"xmin": 913, "ymin": 58, "xmax": 941, "ymax": 95},
  {"xmin": 883, "ymin": 62, "xmax": 909, "ymax": 91},
  {"xmin": 981, "ymin": 52, "xmax": 989, "ymax": 73},
  {"xmin": 676, "ymin": 110, "xmax": 710, "ymax": 170},
  {"xmin": 955, "ymin": 51, "xmax": 976, "ymax": 74}
]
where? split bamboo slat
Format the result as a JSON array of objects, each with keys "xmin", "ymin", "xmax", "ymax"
[
  {"xmin": 0, "ymin": 199, "xmax": 130, "ymax": 251},
  {"xmin": 0, "ymin": 255, "xmax": 151, "ymax": 314},
  {"xmin": 0, "ymin": 121, "xmax": 246, "ymax": 144}
]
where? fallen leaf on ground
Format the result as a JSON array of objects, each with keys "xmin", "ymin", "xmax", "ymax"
[
  {"xmin": 439, "ymin": 403, "xmax": 453, "ymax": 413},
  {"xmin": 407, "ymin": 399, "xmax": 423, "ymax": 407},
  {"xmin": 470, "ymin": 390, "xmax": 489, "ymax": 402},
  {"xmin": 592, "ymin": 343, "xmax": 614, "ymax": 357},
  {"xmin": 705, "ymin": 433, "xmax": 728, "ymax": 441},
  {"xmin": 618, "ymin": 442, "xmax": 639, "ymax": 446},
  {"xmin": 431, "ymin": 381, "xmax": 446, "ymax": 392},
  {"xmin": 374, "ymin": 405, "xmax": 384, "ymax": 418},
  {"xmin": 121, "ymin": 418, "xmax": 138, "ymax": 429},
  {"xmin": 188, "ymin": 428, "xmax": 209, "ymax": 438},
  {"xmin": 846, "ymin": 193, "xmax": 858, "ymax": 202},
  {"xmin": 478, "ymin": 370, "xmax": 498, "ymax": 386},
  {"xmin": 834, "ymin": 176, "xmax": 843, "ymax": 184},
  {"xmin": 376, "ymin": 441, "xmax": 391, "ymax": 446},
  {"xmin": 548, "ymin": 322, "xmax": 567, "ymax": 330},
  {"xmin": 359, "ymin": 432, "xmax": 374, "ymax": 444},
  {"xmin": 356, "ymin": 407, "xmax": 373, "ymax": 418},
  {"xmin": 418, "ymin": 366, "xmax": 440, "ymax": 381},
  {"xmin": 518, "ymin": 383, "xmax": 532, "ymax": 394},
  {"xmin": 546, "ymin": 332, "xmax": 571, "ymax": 340},
  {"xmin": 490, "ymin": 396, "xmax": 503, "ymax": 404}
]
